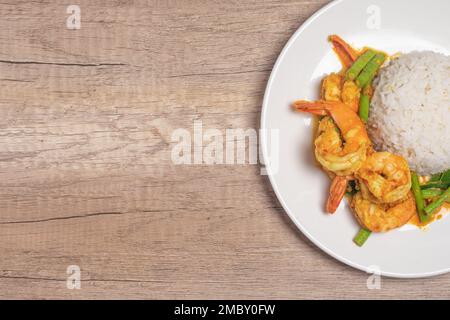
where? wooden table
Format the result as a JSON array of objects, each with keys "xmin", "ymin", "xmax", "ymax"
[{"xmin": 0, "ymin": 0, "xmax": 448, "ymax": 299}]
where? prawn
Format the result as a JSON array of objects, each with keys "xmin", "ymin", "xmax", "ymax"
[
  {"xmin": 341, "ymin": 80, "xmax": 360, "ymax": 113},
  {"xmin": 326, "ymin": 175, "xmax": 350, "ymax": 213},
  {"xmin": 321, "ymin": 74, "xmax": 360, "ymax": 113},
  {"xmin": 293, "ymin": 101, "xmax": 371, "ymax": 176},
  {"xmin": 352, "ymin": 191, "xmax": 416, "ymax": 233},
  {"xmin": 321, "ymin": 73, "xmax": 342, "ymax": 102},
  {"xmin": 329, "ymin": 35, "xmax": 360, "ymax": 68},
  {"xmin": 356, "ymin": 152, "xmax": 411, "ymax": 204}
]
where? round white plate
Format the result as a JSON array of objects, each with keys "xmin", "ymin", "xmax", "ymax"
[{"xmin": 261, "ymin": 0, "xmax": 450, "ymax": 278}]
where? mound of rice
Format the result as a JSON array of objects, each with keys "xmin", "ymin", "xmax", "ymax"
[{"xmin": 368, "ymin": 51, "xmax": 450, "ymax": 175}]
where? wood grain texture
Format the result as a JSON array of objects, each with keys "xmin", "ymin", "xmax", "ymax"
[{"xmin": 0, "ymin": 0, "xmax": 449, "ymax": 299}]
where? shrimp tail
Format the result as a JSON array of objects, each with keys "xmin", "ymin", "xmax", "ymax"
[
  {"xmin": 326, "ymin": 176, "xmax": 349, "ymax": 213},
  {"xmin": 329, "ymin": 35, "xmax": 359, "ymax": 68},
  {"xmin": 293, "ymin": 100, "xmax": 341, "ymax": 115}
]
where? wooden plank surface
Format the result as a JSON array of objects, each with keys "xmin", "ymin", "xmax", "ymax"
[{"xmin": 0, "ymin": 0, "xmax": 449, "ymax": 299}]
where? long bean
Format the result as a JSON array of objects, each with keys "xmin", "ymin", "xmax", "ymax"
[
  {"xmin": 359, "ymin": 85, "xmax": 371, "ymax": 122},
  {"xmin": 424, "ymin": 187, "xmax": 450, "ymax": 215},
  {"xmin": 433, "ymin": 169, "xmax": 450, "ymax": 183},
  {"xmin": 428, "ymin": 169, "xmax": 450, "ymax": 187},
  {"xmin": 441, "ymin": 170, "xmax": 450, "ymax": 183},
  {"xmin": 411, "ymin": 171, "xmax": 428, "ymax": 223},
  {"xmin": 354, "ymin": 228, "xmax": 371, "ymax": 247},
  {"xmin": 421, "ymin": 181, "xmax": 450, "ymax": 190},
  {"xmin": 346, "ymin": 49, "xmax": 377, "ymax": 80},
  {"xmin": 422, "ymin": 188, "xmax": 444, "ymax": 199},
  {"xmin": 356, "ymin": 53, "xmax": 387, "ymax": 88}
]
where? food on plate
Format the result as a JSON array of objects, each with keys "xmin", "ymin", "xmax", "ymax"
[
  {"xmin": 352, "ymin": 191, "xmax": 416, "ymax": 233},
  {"xmin": 293, "ymin": 101, "xmax": 370, "ymax": 176},
  {"xmin": 356, "ymin": 152, "xmax": 411, "ymax": 204},
  {"xmin": 292, "ymin": 35, "xmax": 450, "ymax": 246}
]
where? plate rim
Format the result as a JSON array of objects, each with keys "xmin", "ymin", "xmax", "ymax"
[{"xmin": 260, "ymin": 0, "xmax": 450, "ymax": 279}]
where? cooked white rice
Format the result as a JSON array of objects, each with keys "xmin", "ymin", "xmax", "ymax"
[{"xmin": 368, "ymin": 51, "xmax": 450, "ymax": 175}]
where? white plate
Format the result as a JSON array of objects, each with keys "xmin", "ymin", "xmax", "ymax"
[{"xmin": 261, "ymin": 0, "xmax": 450, "ymax": 278}]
